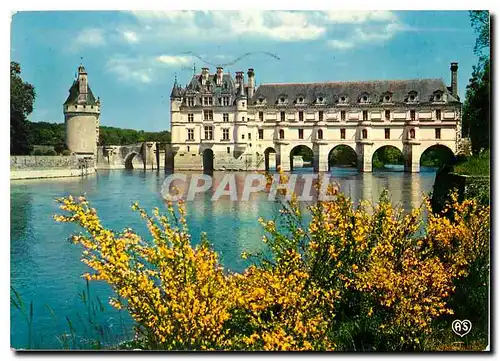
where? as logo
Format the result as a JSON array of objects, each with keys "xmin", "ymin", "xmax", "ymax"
[{"xmin": 452, "ymin": 319, "xmax": 472, "ymax": 337}]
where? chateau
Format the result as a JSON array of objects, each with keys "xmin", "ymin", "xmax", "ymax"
[{"xmin": 170, "ymin": 63, "xmax": 462, "ymax": 173}]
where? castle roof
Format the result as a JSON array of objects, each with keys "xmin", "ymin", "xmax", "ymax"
[
  {"xmin": 251, "ymin": 78, "xmax": 460, "ymax": 106},
  {"xmin": 173, "ymin": 72, "xmax": 239, "ymax": 98},
  {"xmin": 64, "ymin": 80, "xmax": 98, "ymax": 106}
]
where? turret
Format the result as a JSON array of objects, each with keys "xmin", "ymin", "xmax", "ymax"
[{"xmin": 63, "ymin": 64, "xmax": 100, "ymax": 156}]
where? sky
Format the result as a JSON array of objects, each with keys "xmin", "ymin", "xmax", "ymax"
[{"xmin": 10, "ymin": 10, "xmax": 480, "ymax": 132}]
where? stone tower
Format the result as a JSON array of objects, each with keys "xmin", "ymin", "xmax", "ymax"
[{"xmin": 63, "ymin": 64, "xmax": 100, "ymax": 156}]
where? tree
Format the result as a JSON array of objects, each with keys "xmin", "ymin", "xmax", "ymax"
[
  {"xmin": 462, "ymin": 11, "xmax": 490, "ymax": 154},
  {"xmin": 11, "ymin": 61, "xmax": 36, "ymax": 155}
]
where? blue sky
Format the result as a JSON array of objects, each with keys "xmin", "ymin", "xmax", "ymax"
[{"xmin": 11, "ymin": 10, "xmax": 479, "ymax": 132}]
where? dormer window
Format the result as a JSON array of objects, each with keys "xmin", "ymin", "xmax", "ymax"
[
  {"xmin": 296, "ymin": 95, "xmax": 306, "ymax": 105},
  {"xmin": 359, "ymin": 92, "xmax": 370, "ymax": 104},
  {"xmin": 432, "ymin": 90, "xmax": 444, "ymax": 102},
  {"xmin": 406, "ymin": 91, "xmax": 418, "ymax": 103},
  {"xmin": 339, "ymin": 95, "xmax": 348, "ymax": 104},
  {"xmin": 382, "ymin": 92, "xmax": 393, "ymax": 103},
  {"xmin": 257, "ymin": 96, "xmax": 266, "ymax": 105},
  {"xmin": 278, "ymin": 95, "xmax": 287, "ymax": 105}
]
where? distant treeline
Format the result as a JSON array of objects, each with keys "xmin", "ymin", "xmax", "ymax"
[{"xmin": 27, "ymin": 121, "xmax": 171, "ymax": 151}]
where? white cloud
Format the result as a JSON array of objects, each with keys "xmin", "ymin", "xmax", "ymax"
[
  {"xmin": 125, "ymin": 10, "xmax": 404, "ymax": 50},
  {"xmin": 106, "ymin": 54, "xmax": 193, "ymax": 84},
  {"xmin": 327, "ymin": 39, "xmax": 355, "ymax": 50},
  {"xmin": 156, "ymin": 55, "xmax": 193, "ymax": 66},
  {"xmin": 326, "ymin": 15, "xmax": 403, "ymax": 50},
  {"xmin": 123, "ymin": 31, "xmax": 139, "ymax": 43},
  {"xmin": 75, "ymin": 28, "xmax": 106, "ymax": 47},
  {"xmin": 106, "ymin": 56, "xmax": 153, "ymax": 84}
]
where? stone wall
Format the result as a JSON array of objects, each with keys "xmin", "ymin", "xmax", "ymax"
[
  {"xmin": 10, "ymin": 155, "xmax": 95, "ymax": 180},
  {"xmin": 431, "ymin": 166, "xmax": 490, "ymax": 213}
]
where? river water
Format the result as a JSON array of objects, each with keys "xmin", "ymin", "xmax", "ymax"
[{"xmin": 10, "ymin": 167, "xmax": 437, "ymax": 349}]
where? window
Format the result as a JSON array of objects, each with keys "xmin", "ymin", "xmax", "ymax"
[
  {"xmin": 363, "ymin": 110, "xmax": 368, "ymax": 121},
  {"xmin": 436, "ymin": 109, "xmax": 442, "ymax": 120},
  {"xmin": 242, "ymin": 102, "xmax": 245, "ymax": 107},
  {"xmin": 409, "ymin": 128, "xmax": 415, "ymax": 139},
  {"xmin": 258, "ymin": 129, "xmax": 264, "ymax": 140},
  {"xmin": 248, "ymin": 133, "xmax": 251, "ymax": 140},
  {"xmin": 279, "ymin": 129, "xmax": 285, "ymax": 139},
  {"xmin": 299, "ymin": 111, "xmax": 304, "ymax": 121},
  {"xmin": 341, "ymin": 111, "xmax": 346, "ymax": 121},
  {"xmin": 227, "ymin": 147, "xmax": 230, "ymax": 154},
  {"xmin": 317, "ymin": 129, "xmax": 323, "ymax": 140},
  {"xmin": 298, "ymin": 129, "xmax": 304, "ymax": 139},
  {"xmin": 222, "ymin": 128, "xmax": 229, "ymax": 141},
  {"xmin": 340, "ymin": 128, "xmax": 346, "ymax": 139},
  {"xmin": 362, "ymin": 129, "xmax": 368, "ymax": 139},
  {"xmin": 223, "ymin": 113, "xmax": 229, "ymax": 122},
  {"xmin": 187, "ymin": 97, "xmax": 194, "ymax": 106},
  {"xmin": 385, "ymin": 128, "xmax": 390, "ymax": 140},
  {"xmin": 187, "ymin": 129, "xmax": 194, "ymax": 141},
  {"xmin": 203, "ymin": 96, "xmax": 213, "ymax": 106},
  {"xmin": 188, "ymin": 113, "xmax": 194, "ymax": 122},
  {"xmin": 259, "ymin": 111, "xmax": 264, "ymax": 121},
  {"xmin": 222, "ymin": 97, "xmax": 230, "ymax": 106},
  {"xmin": 204, "ymin": 110, "xmax": 213, "ymax": 121},
  {"xmin": 385, "ymin": 110, "xmax": 390, "ymax": 121},
  {"xmin": 410, "ymin": 110, "xmax": 416, "ymax": 121},
  {"xmin": 187, "ymin": 146, "xmax": 190, "ymax": 152},
  {"xmin": 319, "ymin": 111, "xmax": 324, "ymax": 122},
  {"xmin": 241, "ymin": 116, "xmax": 245, "ymax": 122},
  {"xmin": 280, "ymin": 111, "xmax": 285, "ymax": 122},
  {"xmin": 242, "ymin": 134, "xmax": 245, "ymax": 140},
  {"xmin": 435, "ymin": 128, "xmax": 441, "ymax": 139},
  {"xmin": 204, "ymin": 126, "xmax": 213, "ymax": 140}
]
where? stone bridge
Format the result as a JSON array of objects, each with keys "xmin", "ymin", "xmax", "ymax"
[{"xmin": 96, "ymin": 142, "xmax": 173, "ymax": 170}]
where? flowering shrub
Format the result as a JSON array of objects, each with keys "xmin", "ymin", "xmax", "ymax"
[{"xmin": 54, "ymin": 175, "xmax": 489, "ymax": 351}]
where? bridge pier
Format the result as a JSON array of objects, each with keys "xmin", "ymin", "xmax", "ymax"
[
  {"xmin": 404, "ymin": 142, "xmax": 421, "ymax": 173},
  {"xmin": 358, "ymin": 141, "xmax": 374, "ymax": 173}
]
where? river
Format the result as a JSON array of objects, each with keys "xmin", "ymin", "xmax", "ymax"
[{"xmin": 10, "ymin": 167, "xmax": 437, "ymax": 349}]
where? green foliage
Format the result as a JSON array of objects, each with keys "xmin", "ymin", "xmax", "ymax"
[
  {"xmin": 454, "ymin": 150, "xmax": 490, "ymax": 176},
  {"xmin": 372, "ymin": 147, "xmax": 404, "ymax": 168},
  {"xmin": 291, "ymin": 146, "xmax": 313, "ymax": 163},
  {"xmin": 329, "ymin": 146, "xmax": 357, "ymax": 167},
  {"xmin": 469, "ymin": 11, "xmax": 490, "ymax": 57},
  {"xmin": 26, "ymin": 121, "xmax": 171, "ymax": 149},
  {"xmin": 462, "ymin": 11, "xmax": 490, "ymax": 154},
  {"xmin": 99, "ymin": 126, "xmax": 171, "ymax": 146},
  {"xmin": 420, "ymin": 146, "xmax": 456, "ymax": 167},
  {"xmin": 11, "ymin": 61, "xmax": 36, "ymax": 155}
]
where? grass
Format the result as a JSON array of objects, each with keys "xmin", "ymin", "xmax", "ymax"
[{"xmin": 454, "ymin": 150, "xmax": 490, "ymax": 176}]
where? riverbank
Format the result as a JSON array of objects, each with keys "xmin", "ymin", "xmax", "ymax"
[{"xmin": 10, "ymin": 155, "xmax": 96, "ymax": 180}]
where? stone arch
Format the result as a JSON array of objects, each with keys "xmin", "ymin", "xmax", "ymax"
[
  {"xmin": 124, "ymin": 151, "xmax": 143, "ymax": 169},
  {"xmin": 372, "ymin": 145, "xmax": 405, "ymax": 171},
  {"xmin": 264, "ymin": 147, "xmax": 277, "ymax": 171},
  {"xmin": 327, "ymin": 144, "xmax": 358, "ymax": 170},
  {"xmin": 290, "ymin": 144, "xmax": 314, "ymax": 171},
  {"xmin": 420, "ymin": 144, "xmax": 456, "ymax": 169},
  {"xmin": 202, "ymin": 148, "xmax": 214, "ymax": 173}
]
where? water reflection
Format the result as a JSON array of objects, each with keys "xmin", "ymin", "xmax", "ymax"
[{"xmin": 10, "ymin": 168, "xmax": 437, "ymax": 349}]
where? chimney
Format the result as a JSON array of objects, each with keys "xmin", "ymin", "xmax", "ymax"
[
  {"xmin": 201, "ymin": 67, "xmax": 209, "ymax": 85},
  {"xmin": 247, "ymin": 68, "xmax": 255, "ymax": 98},
  {"xmin": 216, "ymin": 67, "xmax": 223, "ymax": 86},
  {"xmin": 450, "ymin": 62, "xmax": 458, "ymax": 99},
  {"xmin": 77, "ymin": 64, "xmax": 88, "ymax": 104}
]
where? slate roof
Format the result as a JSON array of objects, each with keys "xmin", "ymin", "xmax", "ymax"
[
  {"xmin": 251, "ymin": 78, "xmax": 460, "ymax": 106},
  {"xmin": 175, "ymin": 73, "xmax": 239, "ymax": 98},
  {"xmin": 64, "ymin": 80, "xmax": 98, "ymax": 105}
]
